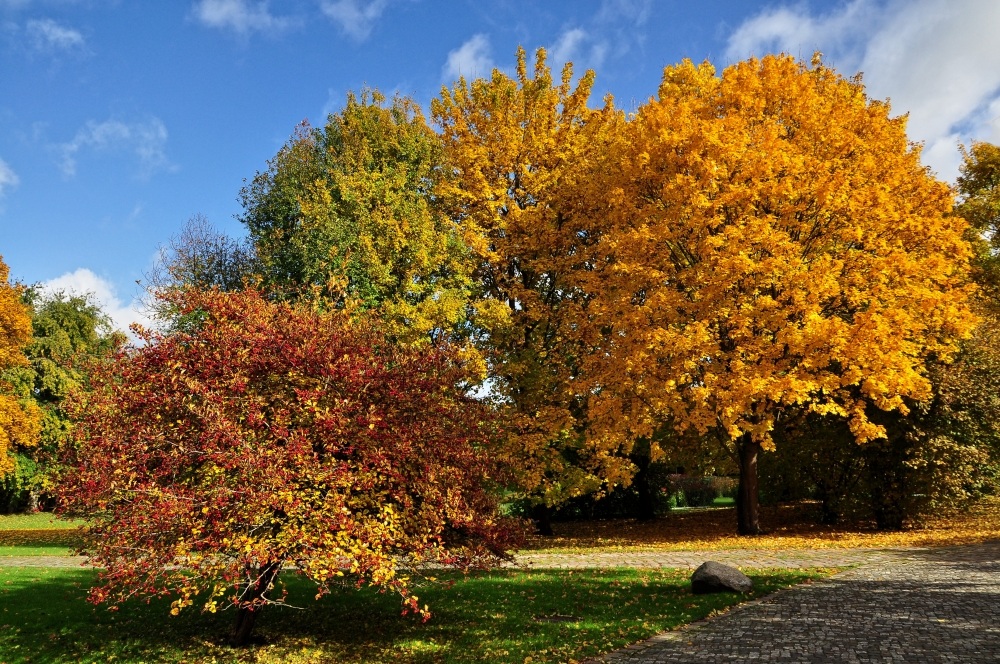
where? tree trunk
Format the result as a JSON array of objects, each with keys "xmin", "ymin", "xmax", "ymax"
[
  {"xmin": 736, "ymin": 434, "xmax": 762, "ymax": 535},
  {"xmin": 532, "ymin": 503, "xmax": 554, "ymax": 536},
  {"xmin": 229, "ymin": 562, "xmax": 281, "ymax": 646},
  {"xmin": 632, "ymin": 452, "xmax": 657, "ymax": 521}
]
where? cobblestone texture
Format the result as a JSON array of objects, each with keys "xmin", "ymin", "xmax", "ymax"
[{"xmin": 591, "ymin": 541, "xmax": 1000, "ymax": 663}]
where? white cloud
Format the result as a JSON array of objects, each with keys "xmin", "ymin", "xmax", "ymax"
[
  {"xmin": 320, "ymin": 0, "xmax": 388, "ymax": 41},
  {"xmin": 41, "ymin": 268, "xmax": 151, "ymax": 337},
  {"xmin": 443, "ymin": 33, "xmax": 494, "ymax": 82},
  {"xmin": 596, "ymin": 0, "xmax": 651, "ymax": 26},
  {"xmin": 551, "ymin": 28, "xmax": 587, "ymax": 66},
  {"xmin": 192, "ymin": 0, "xmax": 293, "ymax": 35},
  {"xmin": 0, "ymin": 157, "xmax": 18, "ymax": 198},
  {"xmin": 58, "ymin": 117, "xmax": 175, "ymax": 179},
  {"xmin": 25, "ymin": 17, "xmax": 84, "ymax": 51},
  {"xmin": 724, "ymin": 0, "xmax": 1000, "ymax": 181},
  {"xmin": 547, "ymin": 27, "xmax": 609, "ymax": 75}
]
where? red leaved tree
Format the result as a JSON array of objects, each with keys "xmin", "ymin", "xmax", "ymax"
[{"xmin": 57, "ymin": 288, "xmax": 518, "ymax": 645}]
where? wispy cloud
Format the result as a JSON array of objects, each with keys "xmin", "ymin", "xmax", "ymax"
[
  {"xmin": 58, "ymin": 117, "xmax": 175, "ymax": 179},
  {"xmin": 319, "ymin": 0, "xmax": 388, "ymax": 41},
  {"xmin": 41, "ymin": 268, "xmax": 151, "ymax": 336},
  {"xmin": 442, "ymin": 33, "xmax": 494, "ymax": 82},
  {"xmin": 596, "ymin": 0, "xmax": 651, "ymax": 26},
  {"xmin": 25, "ymin": 17, "xmax": 84, "ymax": 51},
  {"xmin": 0, "ymin": 157, "xmax": 18, "ymax": 198},
  {"xmin": 191, "ymin": 0, "xmax": 294, "ymax": 35},
  {"xmin": 548, "ymin": 27, "xmax": 608, "ymax": 73},
  {"xmin": 725, "ymin": 0, "xmax": 1000, "ymax": 181},
  {"xmin": 550, "ymin": 27, "xmax": 587, "ymax": 65}
]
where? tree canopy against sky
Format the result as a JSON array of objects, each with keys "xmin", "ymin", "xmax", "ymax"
[
  {"xmin": 57, "ymin": 287, "xmax": 517, "ymax": 645},
  {"xmin": 240, "ymin": 91, "xmax": 476, "ymax": 349},
  {"xmin": 433, "ymin": 47, "xmax": 628, "ymax": 515},
  {"xmin": 580, "ymin": 54, "xmax": 978, "ymax": 534}
]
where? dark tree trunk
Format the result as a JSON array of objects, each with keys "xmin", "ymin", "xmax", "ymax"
[
  {"xmin": 736, "ymin": 434, "xmax": 762, "ymax": 535},
  {"xmin": 532, "ymin": 503, "xmax": 554, "ymax": 536},
  {"xmin": 632, "ymin": 452, "xmax": 657, "ymax": 521},
  {"xmin": 230, "ymin": 562, "xmax": 281, "ymax": 646},
  {"xmin": 819, "ymin": 491, "xmax": 841, "ymax": 526}
]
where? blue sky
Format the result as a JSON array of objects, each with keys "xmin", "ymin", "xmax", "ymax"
[{"xmin": 2, "ymin": 0, "xmax": 1000, "ymax": 332}]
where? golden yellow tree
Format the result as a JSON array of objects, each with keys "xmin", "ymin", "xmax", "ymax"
[
  {"xmin": 0, "ymin": 255, "xmax": 41, "ymax": 474},
  {"xmin": 583, "ymin": 55, "xmax": 977, "ymax": 534},
  {"xmin": 433, "ymin": 48, "xmax": 626, "ymax": 527}
]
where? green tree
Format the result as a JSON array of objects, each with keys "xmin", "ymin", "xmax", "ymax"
[
  {"xmin": 1, "ymin": 289, "xmax": 119, "ymax": 510},
  {"xmin": 956, "ymin": 141, "xmax": 1000, "ymax": 296},
  {"xmin": 239, "ymin": 91, "xmax": 476, "ymax": 349}
]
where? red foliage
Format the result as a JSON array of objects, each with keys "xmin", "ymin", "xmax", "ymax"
[{"xmin": 57, "ymin": 288, "xmax": 519, "ymax": 626}]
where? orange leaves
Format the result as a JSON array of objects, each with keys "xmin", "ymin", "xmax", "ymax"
[
  {"xmin": 583, "ymin": 54, "xmax": 977, "ymax": 449},
  {"xmin": 0, "ymin": 255, "xmax": 40, "ymax": 472}
]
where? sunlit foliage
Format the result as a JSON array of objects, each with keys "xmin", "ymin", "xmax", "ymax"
[
  {"xmin": 0, "ymin": 256, "xmax": 40, "ymax": 476},
  {"xmin": 433, "ymin": 47, "xmax": 627, "ymax": 512},
  {"xmin": 580, "ymin": 54, "xmax": 977, "ymax": 533},
  {"xmin": 57, "ymin": 288, "xmax": 518, "ymax": 644}
]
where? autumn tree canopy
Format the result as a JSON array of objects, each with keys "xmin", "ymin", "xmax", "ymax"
[
  {"xmin": 581, "ymin": 55, "xmax": 977, "ymax": 534},
  {"xmin": 57, "ymin": 288, "xmax": 517, "ymax": 645},
  {"xmin": 433, "ymin": 48, "xmax": 627, "ymax": 521},
  {"xmin": 0, "ymin": 255, "xmax": 40, "ymax": 475}
]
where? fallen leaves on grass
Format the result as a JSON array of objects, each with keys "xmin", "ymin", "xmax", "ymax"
[
  {"xmin": 0, "ymin": 529, "xmax": 83, "ymax": 548},
  {"xmin": 521, "ymin": 497, "xmax": 1000, "ymax": 552}
]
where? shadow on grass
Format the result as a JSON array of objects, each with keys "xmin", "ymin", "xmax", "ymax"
[{"xmin": 0, "ymin": 566, "xmax": 824, "ymax": 663}]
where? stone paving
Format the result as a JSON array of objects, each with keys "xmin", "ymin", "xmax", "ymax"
[{"xmin": 590, "ymin": 540, "xmax": 1000, "ymax": 663}]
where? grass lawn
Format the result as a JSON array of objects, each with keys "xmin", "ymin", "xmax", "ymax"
[{"xmin": 0, "ymin": 565, "xmax": 831, "ymax": 663}]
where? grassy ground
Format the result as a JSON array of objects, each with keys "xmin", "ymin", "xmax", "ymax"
[
  {"xmin": 4, "ymin": 497, "xmax": 1000, "ymax": 558},
  {"xmin": 522, "ymin": 496, "xmax": 1000, "ymax": 552},
  {"xmin": 0, "ymin": 566, "xmax": 830, "ymax": 663}
]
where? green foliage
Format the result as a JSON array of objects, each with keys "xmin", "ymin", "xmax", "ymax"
[
  {"xmin": 0, "ymin": 290, "xmax": 118, "ymax": 510},
  {"xmin": 240, "ymin": 90, "xmax": 475, "ymax": 348},
  {"xmin": 957, "ymin": 141, "xmax": 1000, "ymax": 294}
]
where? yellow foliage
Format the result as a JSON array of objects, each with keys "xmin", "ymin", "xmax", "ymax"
[
  {"xmin": 433, "ymin": 48, "xmax": 629, "ymax": 500},
  {"xmin": 0, "ymin": 255, "xmax": 41, "ymax": 473},
  {"xmin": 581, "ymin": 54, "xmax": 977, "ymax": 452}
]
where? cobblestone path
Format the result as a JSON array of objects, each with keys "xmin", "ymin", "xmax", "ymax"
[{"xmin": 592, "ymin": 540, "xmax": 1000, "ymax": 663}]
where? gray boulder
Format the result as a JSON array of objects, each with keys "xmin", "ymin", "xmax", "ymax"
[{"xmin": 691, "ymin": 561, "xmax": 754, "ymax": 594}]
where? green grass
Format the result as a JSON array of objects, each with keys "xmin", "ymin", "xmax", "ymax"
[
  {"xmin": 0, "ymin": 513, "xmax": 84, "ymax": 530},
  {"xmin": 0, "ymin": 566, "xmax": 834, "ymax": 663}
]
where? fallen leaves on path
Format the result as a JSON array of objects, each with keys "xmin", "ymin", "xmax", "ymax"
[{"xmin": 521, "ymin": 498, "xmax": 1000, "ymax": 552}]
